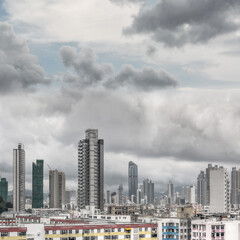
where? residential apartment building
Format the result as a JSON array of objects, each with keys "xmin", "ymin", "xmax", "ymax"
[
  {"xmin": 209, "ymin": 166, "xmax": 230, "ymax": 213},
  {"xmin": 49, "ymin": 169, "xmax": 66, "ymax": 208},
  {"xmin": 78, "ymin": 129, "xmax": 104, "ymax": 211},
  {"xmin": 157, "ymin": 218, "xmax": 191, "ymax": 240},
  {"xmin": 231, "ymin": 167, "xmax": 240, "ymax": 209},
  {"xmin": 13, "ymin": 143, "xmax": 25, "ymax": 212},
  {"xmin": 192, "ymin": 219, "xmax": 240, "ymax": 240}
]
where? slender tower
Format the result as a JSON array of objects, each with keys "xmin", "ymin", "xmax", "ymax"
[
  {"xmin": 13, "ymin": 143, "xmax": 25, "ymax": 212},
  {"xmin": 32, "ymin": 160, "xmax": 44, "ymax": 208},
  {"xmin": 78, "ymin": 129, "xmax": 104, "ymax": 211},
  {"xmin": 128, "ymin": 161, "xmax": 138, "ymax": 203}
]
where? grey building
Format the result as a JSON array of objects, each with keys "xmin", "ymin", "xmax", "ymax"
[
  {"xmin": 143, "ymin": 179, "xmax": 154, "ymax": 204},
  {"xmin": 197, "ymin": 171, "xmax": 207, "ymax": 205},
  {"xmin": 13, "ymin": 143, "xmax": 25, "ymax": 212},
  {"xmin": 118, "ymin": 184, "xmax": 123, "ymax": 205},
  {"xmin": 231, "ymin": 167, "xmax": 240, "ymax": 209},
  {"xmin": 49, "ymin": 170, "xmax": 66, "ymax": 208},
  {"xmin": 128, "ymin": 161, "xmax": 138, "ymax": 203},
  {"xmin": 106, "ymin": 190, "xmax": 110, "ymax": 204},
  {"xmin": 168, "ymin": 181, "xmax": 174, "ymax": 204},
  {"xmin": 78, "ymin": 129, "xmax": 104, "ymax": 211}
]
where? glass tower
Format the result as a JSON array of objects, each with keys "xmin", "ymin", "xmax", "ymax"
[
  {"xmin": 32, "ymin": 160, "xmax": 44, "ymax": 208},
  {"xmin": 0, "ymin": 178, "xmax": 8, "ymax": 202},
  {"xmin": 128, "ymin": 161, "xmax": 138, "ymax": 203}
]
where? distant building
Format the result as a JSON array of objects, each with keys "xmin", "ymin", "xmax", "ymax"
[
  {"xmin": 49, "ymin": 170, "xmax": 66, "ymax": 208},
  {"xmin": 13, "ymin": 143, "xmax": 25, "ymax": 212},
  {"xmin": 209, "ymin": 165, "xmax": 230, "ymax": 213},
  {"xmin": 78, "ymin": 129, "xmax": 104, "ymax": 211},
  {"xmin": 0, "ymin": 178, "xmax": 8, "ymax": 202},
  {"xmin": 136, "ymin": 189, "xmax": 142, "ymax": 205},
  {"xmin": 32, "ymin": 160, "xmax": 44, "ymax": 208},
  {"xmin": 118, "ymin": 184, "xmax": 123, "ymax": 205},
  {"xmin": 231, "ymin": 167, "xmax": 240, "ymax": 209},
  {"xmin": 106, "ymin": 190, "xmax": 110, "ymax": 204},
  {"xmin": 65, "ymin": 190, "xmax": 77, "ymax": 204},
  {"xmin": 167, "ymin": 181, "xmax": 174, "ymax": 204},
  {"xmin": 128, "ymin": 161, "xmax": 138, "ymax": 203},
  {"xmin": 143, "ymin": 179, "xmax": 154, "ymax": 204},
  {"xmin": 197, "ymin": 171, "xmax": 207, "ymax": 205},
  {"xmin": 181, "ymin": 186, "xmax": 195, "ymax": 204}
]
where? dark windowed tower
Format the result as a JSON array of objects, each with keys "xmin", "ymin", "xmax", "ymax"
[{"xmin": 32, "ymin": 160, "xmax": 44, "ymax": 208}]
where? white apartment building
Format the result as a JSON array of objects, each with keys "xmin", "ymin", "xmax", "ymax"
[
  {"xmin": 209, "ymin": 166, "xmax": 230, "ymax": 213},
  {"xmin": 157, "ymin": 218, "xmax": 191, "ymax": 240},
  {"xmin": 191, "ymin": 219, "xmax": 240, "ymax": 240}
]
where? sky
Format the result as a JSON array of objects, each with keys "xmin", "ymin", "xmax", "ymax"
[{"xmin": 1, "ymin": 0, "xmax": 240, "ymax": 195}]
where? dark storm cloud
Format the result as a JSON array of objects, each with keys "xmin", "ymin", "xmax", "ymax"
[
  {"xmin": 0, "ymin": 22, "xmax": 50, "ymax": 93},
  {"xmin": 105, "ymin": 64, "xmax": 177, "ymax": 90},
  {"xmin": 59, "ymin": 46, "xmax": 114, "ymax": 87},
  {"xmin": 124, "ymin": 0, "xmax": 240, "ymax": 47},
  {"xmin": 59, "ymin": 46, "xmax": 177, "ymax": 91}
]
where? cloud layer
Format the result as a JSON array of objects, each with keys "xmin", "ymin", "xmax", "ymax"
[
  {"xmin": 0, "ymin": 22, "xmax": 49, "ymax": 93},
  {"xmin": 125, "ymin": 0, "xmax": 240, "ymax": 47},
  {"xmin": 59, "ymin": 46, "xmax": 177, "ymax": 91}
]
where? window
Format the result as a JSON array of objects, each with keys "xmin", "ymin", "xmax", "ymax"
[
  {"xmin": 45, "ymin": 231, "xmax": 49, "ymax": 234},
  {"xmin": 53, "ymin": 230, "xmax": 56, "ymax": 234},
  {"xmin": 61, "ymin": 230, "xmax": 68, "ymax": 234},
  {"xmin": 139, "ymin": 234, "xmax": 145, "ymax": 238},
  {"xmin": 19, "ymin": 232, "xmax": 26, "ymax": 236},
  {"xmin": 1, "ymin": 232, "xmax": 8, "ymax": 237},
  {"xmin": 76, "ymin": 230, "xmax": 79, "ymax": 234}
]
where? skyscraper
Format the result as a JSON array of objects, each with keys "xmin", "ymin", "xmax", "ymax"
[
  {"xmin": 0, "ymin": 178, "xmax": 8, "ymax": 202},
  {"xmin": 231, "ymin": 167, "xmax": 240, "ymax": 209},
  {"xmin": 168, "ymin": 181, "xmax": 174, "ymax": 204},
  {"xmin": 106, "ymin": 190, "xmax": 110, "ymax": 204},
  {"xmin": 13, "ymin": 143, "xmax": 25, "ymax": 212},
  {"xmin": 143, "ymin": 179, "xmax": 155, "ymax": 204},
  {"xmin": 32, "ymin": 160, "xmax": 44, "ymax": 208},
  {"xmin": 78, "ymin": 129, "xmax": 104, "ymax": 211},
  {"xmin": 118, "ymin": 184, "xmax": 123, "ymax": 205},
  {"xmin": 209, "ymin": 165, "xmax": 230, "ymax": 213},
  {"xmin": 197, "ymin": 171, "xmax": 207, "ymax": 205},
  {"xmin": 128, "ymin": 161, "xmax": 138, "ymax": 203},
  {"xmin": 49, "ymin": 170, "xmax": 66, "ymax": 208}
]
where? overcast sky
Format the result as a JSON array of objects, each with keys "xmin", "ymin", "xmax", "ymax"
[{"xmin": 1, "ymin": 0, "xmax": 240, "ymax": 195}]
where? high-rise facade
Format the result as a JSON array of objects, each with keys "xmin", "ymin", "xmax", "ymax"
[
  {"xmin": 32, "ymin": 160, "xmax": 44, "ymax": 208},
  {"xmin": 13, "ymin": 143, "xmax": 25, "ymax": 212},
  {"xmin": 209, "ymin": 165, "xmax": 230, "ymax": 213},
  {"xmin": 197, "ymin": 171, "xmax": 207, "ymax": 205},
  {"xmin": 49, "ymin": 170, "xmax": 66, "ymax": 208},
  {"xmin": 78, "ymin": 129, "xmax": 104, "ymax": 211},
  {"xmin": 168, "ymin": 181, "xmax": 174, "ymax": 204},
  {"xmin": 143, "ymin": 179, "xmax": 154, "ymax": 204},
  {"xmin": 0, "ymin": 178, "xmax": 8, "ymax": 202},
  {"xmin": 118, "ymin": 184, "xmax": 123, "ymax": 205},
  {"xmin": 231, "ymin": 167, "xmax": 240, "ymax": 209},
  {"xmin": 128, "ymin": 161, "xmax": 138, "ymax": 203}
]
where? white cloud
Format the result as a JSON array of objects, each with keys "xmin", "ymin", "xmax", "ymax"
[{"xmin": 4, "ymin": 0, "xmax": 141, "ymax": 43}]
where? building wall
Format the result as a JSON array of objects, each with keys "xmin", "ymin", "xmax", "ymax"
[
  {"xmin": 209, "ymin": 166, "xmax": 230, "ymax": 213},
  {"xmin": 78, "ymin": 129, "xmax": 104, "ymax": 211},
  {"xmin": 0, "ymin": 178, "xmax": 8, "ymax": 202},
  {"xmin": 13, "ymin": 143, "xmax": 25, "ymax": 212},
  {"xmin": 128, "ymin": 161, "xmax": 138, "ymax": 203},
  {"xmin": 32, "ymin": 160, "xmax": 44, "ymax": 208}
]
